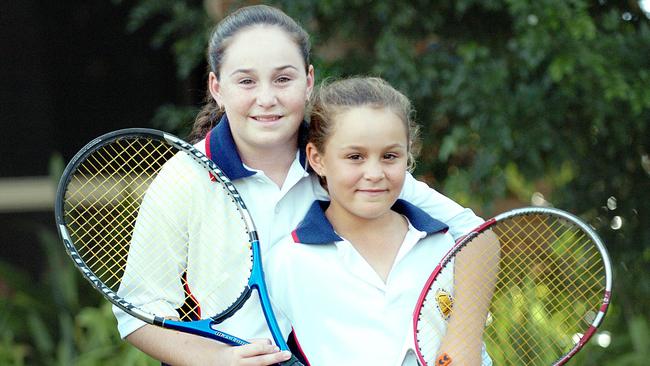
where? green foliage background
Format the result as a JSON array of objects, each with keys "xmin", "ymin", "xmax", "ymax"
[{"xmin": 1, "ymin": 0, "xmax": 648, "ymax": 364}]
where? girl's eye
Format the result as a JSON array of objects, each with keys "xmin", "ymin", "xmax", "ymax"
[
  {"xmin": 384, "ymin": 153, "xmax": 399, "ymax": 160},
  {"xmin": 239, "ymin": 78, "xmax": 254, "ymax": 85},
  {"xmin": 347, "ymin": 154, "xmax": 363, "ymax": 161},
  {"xmin": 276, "ymin": 76, "xmax": 292, "ymax": 84}
]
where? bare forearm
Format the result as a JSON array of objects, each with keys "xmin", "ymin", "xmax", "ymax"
[
  {"xmin": 125, "ymin": 325, "xmax": 292, "ymax": 366},
  {"xmin": 439, "ymin": 230, "xmax": 499, "ymax": 365},
  {"xmin": 127, "ymin": 325, "xmax": 226, "ymax": 366}
]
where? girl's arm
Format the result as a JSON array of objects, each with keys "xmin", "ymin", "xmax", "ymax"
[
  {"xmin": 437, "ymin": 230, "xmax": 499, "ymax": 365},
  {"xmin": 126, "ymin": 325, "xmax": 291, "ymax": 366},
  {"xmin": 399, "ymin": 172, "xmax": 483, "ymax": 239},
  {"xmin": 124, "ymin": 239, "xmax": 295, "ymax": 366},
  {"xmin": 117, "ymin": 157, "xmax": 292, "ymax": 365}
]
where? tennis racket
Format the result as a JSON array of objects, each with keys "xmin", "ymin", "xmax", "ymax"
[
  {"xmin": 54, "ymin": 128, "xmax": 302, "ymax": 365},
  {"xmin": 412, "ymin": 206, "xmax": 612, "ymax": 366}
]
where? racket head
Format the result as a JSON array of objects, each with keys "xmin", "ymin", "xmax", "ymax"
[
  {"xmin": 413, "ymin": 207, "xmax": 613, "ymax": 366},
  {"xmin": 55, "ymin": 128, "xmax": 256, "ymax": 335}
]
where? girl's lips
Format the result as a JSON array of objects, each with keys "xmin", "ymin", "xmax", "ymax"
[
  {"xmin": 357, "ymin": 189, "xmax": 388, "ymax": 196},
  {"xmin": 251, "ymin": 115, "xmax": 282, "ymax": 122}
]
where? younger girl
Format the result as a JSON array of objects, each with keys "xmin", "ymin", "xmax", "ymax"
[{"xmin": 265, "ymin": 77, "xmax": 492, "ymax": 365}]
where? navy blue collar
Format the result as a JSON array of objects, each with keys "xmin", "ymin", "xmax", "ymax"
[
  {"xmin": 291, "ymin": 199, "xmax": 449, "ymax": 245},
  {"xmin": 205, "ymin": 114, "xmax": 309, "ymax": 180}
]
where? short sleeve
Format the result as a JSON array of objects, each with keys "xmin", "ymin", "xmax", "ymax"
[{"xmin": 399, "ymin": 172, "xmax": 483, "ymax": 240}]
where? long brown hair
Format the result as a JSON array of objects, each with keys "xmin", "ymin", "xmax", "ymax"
[{"xmin": 187, "ymin": 5, "xmax": 311, "ymax": 143}]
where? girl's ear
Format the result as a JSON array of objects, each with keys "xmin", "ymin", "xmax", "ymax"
[
  {"xmin": 306, "ymin": 65, "xmax": 315, "ymax": 101},
  {"xmin": 208, "ymin": 72, "xmax": 222, "ymax": 107},
  {"xmin": 306, "ymin": 142, "xmax": 325, "ymax": 176}
]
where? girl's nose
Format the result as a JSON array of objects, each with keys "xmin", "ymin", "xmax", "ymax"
[
  {"xmin": 364, "ymin": 161, "xmax": 385, "ymax": 181},
  {"xmin": 256, "ymin": 84, "xmax": 278, "ymax": 107}
]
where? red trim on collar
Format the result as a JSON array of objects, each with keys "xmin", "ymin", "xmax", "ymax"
[
  {"xmin": 204, "ymin": 130, "xmax": 217, "ymax": 182},
  {"xmin": 291, "ymin": 229, "xmax": 300, "ymax": 243}
]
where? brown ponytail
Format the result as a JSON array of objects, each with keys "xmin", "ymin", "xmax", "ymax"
[{"xmin": 187, "ymin": 95, "xmax": 224, "ymax": 143}]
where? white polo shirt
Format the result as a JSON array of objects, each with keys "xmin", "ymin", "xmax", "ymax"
[
  {"xmin": 265, "ymin": 200, "xmax": 452, "ymax": 365},
  {"xmin": 114, "ymin": 115, "xmax": 484, "ymax": 341},
  {"xmin": 266, "ymin": 200, "xmax": 492, "ymax": 366}
]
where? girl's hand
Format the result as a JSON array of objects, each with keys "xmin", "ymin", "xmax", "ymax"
[{"xmin": 222, "ymin": 339, "xmax": 293, "ymax": 366}]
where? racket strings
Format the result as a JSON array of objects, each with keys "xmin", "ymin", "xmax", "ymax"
[
  {"xmin": 416, "ymin": 213, "xmax": 606, "ymax": 365},
  {"xmin": 67, "ymin": 139, "xmax": 163, "ymax": 246},
  {"xmin": 489, "ymin": 216, "xmax": 603, "ymax": 364},
  {"xmin": 63, "ymin": 137, "xmax": 254, "ymax": 322},
  {"xmin": 66, "ymin": 138, "xmax": 172, "ymax": 289}
]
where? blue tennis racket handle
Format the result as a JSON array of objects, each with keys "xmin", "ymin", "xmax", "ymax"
[{"xmin": 278, "ymin": 355, "xmax": 304, "ymax": 366}]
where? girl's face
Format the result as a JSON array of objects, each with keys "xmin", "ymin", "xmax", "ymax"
[
  {"xmin": 308, "ymin": 106, "xmax": 408, "ymax": 222},
  {"xmin": 209, "ymin": 26, "xmax": 314, "ymax": 154}
]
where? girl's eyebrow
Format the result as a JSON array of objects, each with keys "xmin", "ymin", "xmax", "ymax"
[
  {"xmin": 340, "ymin": 143, "xmax": 407, "ymax": 150},
  {"xmin": 384, "ymin": 142, "xmax": 407, "ymax": 149},
  {"xmin": 229, "ymin": 65, "xmax": 299, "ymax": 77},
  {"xmin": 273, "ymin": 65, "xmax": 299, "ymax": 72}
]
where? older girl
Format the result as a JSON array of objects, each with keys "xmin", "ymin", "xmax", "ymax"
[{"xmin": 116, "ymin": 5, "xmax": 483, "ymax": 366}]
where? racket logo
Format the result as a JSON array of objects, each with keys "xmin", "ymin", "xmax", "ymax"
[
  {"xmin": 174, "ymin": 138, "xmax": 219, "ymax": 172},
  {"xmin": 604, "ymin": 290, "xmax": 612, "ymax": 305},
  {"xmin": 212, "ymin": 328, "xmax": 246, "ymax": 345},
  {"xmin": 435, "ymin": 289, "xmax": 454, "ymax": 320},
  {"xmin": 62, "ymin": 237, "xmax": 133, "ymax": 311}
]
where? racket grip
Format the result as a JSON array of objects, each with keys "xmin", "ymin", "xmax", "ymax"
[{"xmin": 277, "ymin": 354, "xmax": 304, "ymax": 366}]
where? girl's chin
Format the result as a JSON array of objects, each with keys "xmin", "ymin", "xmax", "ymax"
[{"xmin": 350, "ymin": 203, "xmax": 396, "ymax": 220}]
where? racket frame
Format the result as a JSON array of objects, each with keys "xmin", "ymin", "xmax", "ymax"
[
  {"xmin": 411, "ymin": 206, "xmax": 613, "ymax": 366},
  {"xmin": 55, "ymin": 128, "xmax": 289, "ymax": 349}
]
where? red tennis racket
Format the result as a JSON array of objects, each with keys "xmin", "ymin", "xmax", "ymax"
[{"xmin": 411, "ymin": 207, "xmax": 612, "ymax": 365}]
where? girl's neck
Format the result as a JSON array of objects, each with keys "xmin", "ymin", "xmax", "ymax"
[
  {"xmin": 325, "ymin": 208, "xmax": 398, "ymax": 237},
  {"xmin": 326, "ymin": 207, "xmax": 409, "ymax": 282},
  {"xmin": 238, "ymin": 141, "xmax": 298, "ymax": 188}
]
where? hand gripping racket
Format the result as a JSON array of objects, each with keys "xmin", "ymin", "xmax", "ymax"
[
  {"xmin": 54, "ymin": 128, "xmax": 303, "ymax": 365},
  {"xmin": 412, "ymin": 207, "xmax": 612, "ymax": 366}
]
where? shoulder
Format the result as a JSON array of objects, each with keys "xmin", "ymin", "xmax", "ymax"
[
  {"xmin": 399, "ymin": 173, "xmax": 484, "ymax": 238},
  {"xmin": 193, "ymin": 137, "xmax": 207, "ymax": 153},
  {"xmin": 144, "ymin": 151, "xmax": 212, "ymax": 198},
  {"xmin": 264, "ymin": 235, "xmax": 336, "ymax": 297},
  {"xmin": 419, "ymin": 228, "xmax": 455, "ymax": 248},
  {"xmin": 266, "ymin": 234, "xmax": 334, "ymax": 267},
  {"xmin": 393, "ymin": 199, "xmax": 449, "ymax": 235},
  {"xmin": 406, "ymin": 227, "xmax": 456, "ymax": 270},
  {"xmin": 266, "ymin": 235, "xmax": 295, "ymax": 263},
  {"xmin": 265, "ymin": 236, "xmax": 301, "ymax": 274}
]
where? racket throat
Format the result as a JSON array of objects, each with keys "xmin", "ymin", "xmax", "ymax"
[{"xmin": 162, "ymin": 318, "xmax": 248, "ymax": 346}]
